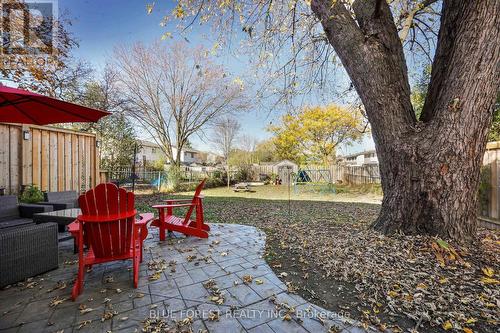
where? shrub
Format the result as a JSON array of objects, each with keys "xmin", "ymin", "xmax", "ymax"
[
  {"xmin": 205, "ymin": 177, "xmax": 225, "ymax": 188},
  {"xmin": 166, "ymin": 165, "xmax": 182, "ymax": 190},
  {"xmin": 19, "ymin": 185, "xmax": 44, "ymax": 203},
  {"xmin": 234, "ymin": 165, "xmax": 254, "ymax": 182}
]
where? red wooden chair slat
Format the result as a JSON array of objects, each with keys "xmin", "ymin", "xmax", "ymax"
[
  {"xmin": 69, "ymin": 183, "xmax": 154, "ymax": 300},
  {"xmin": 151, "ymin": 179, "xmax": 210, "ymax": 240}
]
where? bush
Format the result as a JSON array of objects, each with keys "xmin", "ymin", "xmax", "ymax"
[
  {"xmin": 205, "ymin": 177, "xmax": 225, "ymax": 188},
  {"xmin": 165, "ymin": 165, "xmax": 182, "ymax": 190},
  {"xmin": 19, "ymin": 185, "xmax": 44, "ymax": 203},
  {"xmin": 234, "ymin": 165, "xmax": 254, "ymax": 182},
  {"xmin": 173, "ymin": 182, "xmax": 198, "ymax": 192}
]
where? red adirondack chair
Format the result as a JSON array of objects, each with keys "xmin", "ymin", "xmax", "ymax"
[
  {"xmin": 151, "ymin": 179, "xmax": 210, "ymax": 239},
  {"xmin": 68, "ymin": 183, "xmax": 154, "ymax": 300}
]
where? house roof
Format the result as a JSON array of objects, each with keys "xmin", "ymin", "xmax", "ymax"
[
  {"xmin": 339, "ymin": 149, "xmax": 377, "ymax": 159},
  {"xmin": 258, "ymin": 159, "xmax": 298, "ymax": 167},
  {"xmin": 137, "ymin": 140, "xmax": 160, "ymax": 148},
  {"xmin": 274, "ymin": 159, "xmax": 298, "ymax": 167},
  {"xmin": 136, "ymin": 140, "xmax": 199, "ymax": 153}
]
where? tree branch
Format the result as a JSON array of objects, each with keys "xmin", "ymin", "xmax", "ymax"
[
  {"xmin": 399, "ymin": 0, "xmax": 438, "ymax": 42},
  {"xmin": 311, "ymin": 0, "xmax": 415, "ymax": 146}
]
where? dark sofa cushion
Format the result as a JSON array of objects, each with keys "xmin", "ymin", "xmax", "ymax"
[
  {"xmin": 0, "ymin": 218, "xmax": 33, "ymax": 229},
  {"xmin": 18, "ymin": 203, "xmax": 53, "ymax": 218},
  {"xmin": 44, "ymin": 191, "xmax": 79, "ymax": 207},
  {"xmin": 0, "ymin": 196, "xmax": 20, "ymax": 221}
]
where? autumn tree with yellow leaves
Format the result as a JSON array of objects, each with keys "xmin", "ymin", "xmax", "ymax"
[{"xmin": 269, "ymin": 104, "xmax": 364, "ymax": 165}]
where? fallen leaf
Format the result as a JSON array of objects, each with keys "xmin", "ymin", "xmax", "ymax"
[
  {"xmin": 80, "ymin": 308, "xmax": 94, "ymax": 314},
  {"xmin": 77, "ymin": 320, "xmax": 92, "ymax": 329},
  {"xmin": 208, "ymin": 311, "xmax": 220, "ymax": 321},
  {"xmin": 49, "ymin": 297, "xmax": 67, "ymax": 307},
  {"xmin": 482, "ymin": 267, "xmax": 495, "ymax": 278},
  {"xmin": 442, "ymin": 321, "xmax": 453, "ymax": 330},
  {"xmin": 480, "ymin": 277, "xmax": 499, "ymax": 284}
]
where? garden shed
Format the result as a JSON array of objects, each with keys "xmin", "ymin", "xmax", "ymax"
[
  {"xmin": 252, "ymin": 160, "xmax": 298, "ymax": 184},
  {"xmin": 274, "ymin": 160, "xmax": 299, "ymax": 184}
]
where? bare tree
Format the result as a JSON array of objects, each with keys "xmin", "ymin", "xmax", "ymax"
[
  {"xmin": 238, "ymin": 134, "xmax": 259, "ymax": 164},
  {"xmin": 113, "ymin": 42, "xmax": 247, "ymax": 168},
  {"xmin": 211, "ymin": 117, "xmax": 241, "ymax": 188}
]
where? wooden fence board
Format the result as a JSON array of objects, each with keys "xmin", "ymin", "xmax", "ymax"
[
  {"xmin": 41, "ymin": 130, "xmax": 50, "ymax": 191},
  {"xmin": 57, "ymin": 132, "xmax": 64, "ymax": 191},
  {"xmin": 9, "ymin": 126, "xmax": 21, "ymax": 194},
  {"xmin": 78, "ymin": 135, "xmax": 85, "ymax": 192},
  {"xmin": 64, "ymin": 133, "xmax": 72, "ymax": 190},
  {"xmin": 0, "ymin": 125, "xmax": 9, "ymax": 190},
  {"xmin": 85, "ymin": 137, "xmax": 91, "ymax": 190},
  {"xmin": 49, "ymin": 131, "xmax": 58, "ymax": 191},
  {"xmin": 21, "ymin": 126, "xmax": 32, "ymax": 186},
  {"xmin": 72, "ymin": 134, "xmax": 79, "ymax": 191},
  {"xmin": 32, "ymin": 129, "xmax": 41, "ymax": 188}
]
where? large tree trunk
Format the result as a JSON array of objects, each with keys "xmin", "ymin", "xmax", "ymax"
[
  {"xmin": 373, "ymin": 129, "xmax": 486, "ymax": 240},
  {"xmin": 311, "ymin": 0, "xmax": 500, "ymax": 240}
]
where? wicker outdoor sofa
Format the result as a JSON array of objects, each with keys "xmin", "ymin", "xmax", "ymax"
[
  {"xmin": 0, "ymin": 195, "xmax": 59, "ymax": 287},
  {"xmin": 37, "ymin": 190, "xmax": 79, "ymax": 210}
]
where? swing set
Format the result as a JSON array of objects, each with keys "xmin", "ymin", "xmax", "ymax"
[{"xmin": 293, "ymin": 168, "xmax": 335, "ymax": 194}]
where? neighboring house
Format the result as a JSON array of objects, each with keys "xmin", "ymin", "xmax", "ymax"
[
  {"xmin": 338, "ymin": 150, "xmax": 379, "ymax": 166},
  {"xmin": 136, "ymin": 140, "xmax": 164, "ymax": 165},
  {"xmin": 136, "ymin": 140, "xmax": 201, "ymax": 165},
  {"xmin": 176, "ymin": 147, "xmax": 199, "ymax": 164},
  {"xmin": 205, "ymin": 152, "xmax": 224, "ymax": 165}
]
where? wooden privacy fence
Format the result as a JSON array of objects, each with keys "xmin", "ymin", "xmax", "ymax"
[
  {"xmin": 250, "ymin": 163, "xmax": 380, "ymax": 185},
  {"xmin": 104, "ymin": 165, "xmax": 219, "ymax": 185},
  {"xmin": 0, "ymin": 123, "xmax": 99, "ymax": 195},
  {"xmin": 341, "ymin": 164, "xmax": 381, "ymax": 184},
  {"xmin": 481, "ymin": 142, "xmax": 500, "ymax": 222}
]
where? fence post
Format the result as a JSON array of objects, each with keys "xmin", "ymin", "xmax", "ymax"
[{"xmin": 157, "ymin": 171, "xmax": 161, "ymax": 191}]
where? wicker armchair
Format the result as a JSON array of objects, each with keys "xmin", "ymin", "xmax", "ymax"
[
  {"xmin": 0, "ymin": 196, "xmax": 58, "ymax": 287},
  {"xmin": 0, "ymin": 222, "xmax": 58, "ymax": 287}
]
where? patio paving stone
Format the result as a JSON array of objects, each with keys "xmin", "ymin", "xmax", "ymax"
[
  {"xmin": 0, "ymin": 223, "xmax": 374, "ymax": 332},
  {"xmin": 248, "ymin": 323, "xmax": 275, "ymax": 333},
  {"xmin": 226, "ymin": 284, "xmax": 262, "ymax": 307}
]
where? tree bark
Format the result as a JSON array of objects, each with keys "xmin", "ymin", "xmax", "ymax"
[{"xmin": 311, "ymin": 0, "xmax": 500, "ymax": 240}]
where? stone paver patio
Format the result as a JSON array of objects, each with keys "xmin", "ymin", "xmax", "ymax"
[{"xmin": 0, "ymin": 224, "xmax": 369, "ymax": 332}]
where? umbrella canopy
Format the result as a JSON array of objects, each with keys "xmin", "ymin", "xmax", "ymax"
[{"xmin": 0, "ymin": 84, "xmax": 110, "ymax": 125}]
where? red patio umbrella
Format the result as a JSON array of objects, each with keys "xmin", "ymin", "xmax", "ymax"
[{"xmin": 0, "ymin": 84, "xmax": 110, "ymax": 125}]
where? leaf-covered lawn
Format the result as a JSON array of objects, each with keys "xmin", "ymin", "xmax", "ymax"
[{"xmin": 136, "ymin": 185, "xmax": 499, "ymax": 333}]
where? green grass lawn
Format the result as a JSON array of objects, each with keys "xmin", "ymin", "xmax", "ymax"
[
  {"xmin": 187, "ymin": 183, "xmax": 381, "ymax": 202},
  {"xmin": 135, "ymin": 184, "xmax": 381, "ymax": 225}
]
